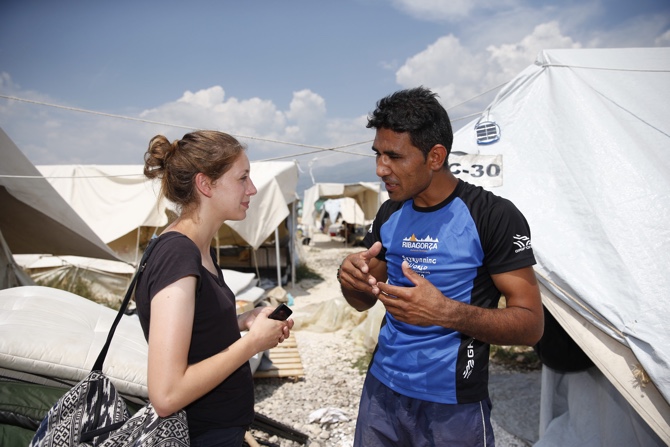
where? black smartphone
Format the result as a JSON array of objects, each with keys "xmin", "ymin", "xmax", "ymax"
[{"xmin": 268, "ymin": 303, "xmax": 293, "ymax": 321}]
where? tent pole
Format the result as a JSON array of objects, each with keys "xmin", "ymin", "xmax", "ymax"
[
  {"xmin": 290, "ymin": 202, "xmax": 296, "ymax": 289},
  {"xmin": 135, "ymin": 226, "xmax": 141, "ymax": 266},
  {"xmin": 274, "ymin": 227, "xmax": 281, "ymax": 287}
]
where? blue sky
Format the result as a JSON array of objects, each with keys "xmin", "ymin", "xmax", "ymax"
[{"xmin": 1, "ymin": 0, "xmax": 669, "ymax": 193}]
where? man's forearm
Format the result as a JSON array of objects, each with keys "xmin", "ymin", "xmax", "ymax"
[{"xmin": 441, "ymin": 300, "xmax": 543, "ymax": 346}]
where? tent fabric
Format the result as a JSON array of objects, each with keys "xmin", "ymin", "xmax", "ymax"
[
  {"xmin": 225, "ymin": 161, "xmax": 299, "ymax": 250},
  {"xmin": 302, "ymin": 182, "xmax": 388, "ymax": 234},
  {"xmin": 13, "ymin": 254, "xmax": 135, "ymax": 306},
  {"xmin": 37, "ymin": 165, "xmax": 169, "ymax": 254},
  {"xmin": 540, "ymin": 286, "xmax": 667, "ymax": 446},
  {"xmin": 11, "ymin": 254, "xmax": 265, "ymax": 309},
  {"xmin": 0, "ymin": 128, "xmax": 119, "ymax": 263},
  {"xmin": 0, "ymin": 228, "xmax": 35, "ymax": 289},
  {"xmin": 451, "ymin": 47, "xmax": 670, "ymax": 444},
  {"xmin": 323, "ymin": 197, "xmax": 365, "ymax": 226},
  {"xmin": 537, "ymin": 366, "xmax": 664, "ymax": 447},
  {"xmin": 37, "ymin": 161, "xmax": 299, "ymax": 255}
]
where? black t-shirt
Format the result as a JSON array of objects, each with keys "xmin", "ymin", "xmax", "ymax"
[{"xmin": 135, "ymin": 232, "xmax": 254, "ymax": 438}]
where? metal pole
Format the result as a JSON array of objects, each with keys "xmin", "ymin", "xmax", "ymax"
[
  {"xmin": 291, "ymin": 201, "xmax": 296, "ymax": 288},
  {"xmin": 275, "ymin": 227, "xmax": 281, "ymax": 287}
]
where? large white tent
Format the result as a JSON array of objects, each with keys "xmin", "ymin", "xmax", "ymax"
[
  {"xmin": 451, "ymin": 47, "xmax": 669, "ymax": 445},
  {"xmin": 36, "ymin": 165, "xmax": 168, "ymax": 263},
  {"xmin": 38, "ymin": 161, "xmax": 299, "ymax": 261},
  {"xmin": 0, "ymin": 128, "xmax": 120, "ymax": 290}
]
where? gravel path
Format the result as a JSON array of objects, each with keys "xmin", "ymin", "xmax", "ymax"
[{"xmin": 250, "ymin": 234, "xmax": 534, "ymax": 447}]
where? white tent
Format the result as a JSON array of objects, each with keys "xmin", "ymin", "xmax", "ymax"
[
  {"xmin": 451, "ymin": 47, "xmax": 669, "ymax": 445},
  {"xmin": 224, "ymin": 161, "xmax": 299, "ymax": 251},
  {"xmin": 302, "ymin": 182, "xmax": 388, "ymax": 234},
  {"xmin": 36, "ymin": 165, "xmax": 169, "ymax": 263},
  {"xmin": 323, "ymin": 197, "xmax": 365, "ymax": 225},
  {"xmin": 38, "ymin": 161, "xmax": 299, "ymax": 259},
  {"xmin": 0, "ymin": 128, "xmax": 120, "ymax": 290}
]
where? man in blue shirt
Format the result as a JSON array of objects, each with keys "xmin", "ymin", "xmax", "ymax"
[{"xmin": 338, "ymin": 87, "xmax": 543, "ymax": 446}]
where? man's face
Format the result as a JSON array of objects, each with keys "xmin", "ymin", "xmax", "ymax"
[{"xmin": 373, "ymin": 128, "xmax": 432, "ymax": 203}]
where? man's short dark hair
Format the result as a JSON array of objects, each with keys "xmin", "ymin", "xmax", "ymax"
[{"xmin": 367, "ymin": 87, "xmax": 453, "ymax": 162}]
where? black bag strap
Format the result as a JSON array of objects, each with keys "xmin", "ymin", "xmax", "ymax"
[{"xmin": 92, "ymin": 237, "xmax": 160, "ymax": 372}]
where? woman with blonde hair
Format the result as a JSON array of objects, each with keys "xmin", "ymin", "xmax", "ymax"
[{"xmin": 135, "ymin": 130, "xmax": 293, "ymax": 447}]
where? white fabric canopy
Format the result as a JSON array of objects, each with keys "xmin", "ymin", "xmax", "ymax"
[
  {"xmin": 323, "ymin": 197, "xmax": 365, "ymax": 226},
  {"xmin": 37, "ymin": 165, "xmax": 169, "ymax": 247},
  {"xmin": 38, "ymin": 161, "xmax": 299, "ymax": 257},
  {"xmin": 224, "ymin": 161, "xmax": 299, "ymax": 250},
  {"xmin": 451, "ymin": 47, "xmax": 670, "ymax": 445}
]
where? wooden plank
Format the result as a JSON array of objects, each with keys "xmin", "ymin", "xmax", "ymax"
[
  {"xmin": 270, "ymin": 356, "xmax": 302, "ymax": 365},
  {"xmin": 256, "ymin": 362, "xmax": 303, "ymax": 371},
  {"xmin": 270, "ymin": 351, "xmax": 300, "ymax": 362},
  {"xmin": 253, "ymin": 334, "xmax": 304, "ymax": 378},
  {"xmin": 254, "ymin": 368, "xmax": 305, "ymax": 379}
]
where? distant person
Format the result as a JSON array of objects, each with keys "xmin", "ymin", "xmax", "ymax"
[
  {"xmin": 337, "ymin": 87, "xmax": 543, "ymax": 446},
  {"xmin": 320, "ymin": 211, "xmax": 331, "ymax": 233},
  {"xmin": 135, "ymin": 130, "xmax": 294, "ymax": 447},
  {"xmin": 340, "ymin": 220, "xmax": 357, "ymax": 245}
]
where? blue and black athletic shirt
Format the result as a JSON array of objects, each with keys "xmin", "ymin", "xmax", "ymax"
[{"xmin": 363, "ymin": 179, "xmax": 536, "ymax": 404}]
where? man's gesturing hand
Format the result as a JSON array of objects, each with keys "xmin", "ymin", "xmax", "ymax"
[
  {"xmin": 339, "ymin": 241, "xmax": 382, "ymax": 293},
  {"xmin": 376, "ymin": 261, "xmax": 457, "ymax": 327}
]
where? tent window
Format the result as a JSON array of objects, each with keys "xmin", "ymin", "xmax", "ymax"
[{"xmin": 475, "ymin": 121, "xmax": 500, "ymax": 145}]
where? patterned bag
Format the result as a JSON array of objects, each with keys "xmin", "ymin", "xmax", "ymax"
[{"xmin": 29, "ymin": 238, "xmax": 190, "ymax": 446}]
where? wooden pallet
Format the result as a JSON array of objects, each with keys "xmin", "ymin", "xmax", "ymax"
[{"xmin": 253, "ymin": 333, "xmax": 304, "ymax": 379}]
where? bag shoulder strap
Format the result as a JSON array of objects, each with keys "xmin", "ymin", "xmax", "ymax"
[{"xmin": 92, "ymin": 237, "xmax": 160, "ymax": 372}]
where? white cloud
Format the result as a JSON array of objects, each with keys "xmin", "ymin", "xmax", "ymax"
[
  {"xmin": 142, "ymin": 86, "xmax": 286, "ymax": 139},
  {"xmin": 393, "ymin": 21, "xmax": 581, "ymax": 121},
  {"xmin": 485, "ymin": 21, "xmax": 580, "ymax": 85},
  {"xmin": 285, "ymin": 89, "xmax": 327, "ymax": 143},
  {"xmin": 126, "ymin": 87, "xmax": 368, "ymax": 162},
  {"xmin": 1, "ymin": 72, "xmax": 375, "ymax": 169},
  {"xmin": 390, "ymin": 0, "xmax": 521, "ymax": 21},
  {"xmin": 396, "ymin": 35, "xmax": 487, "ymax": 105},
  {"xmin": 177, "ymin": 86, "xmax": 226, "ymax": 108},
  {"xmin": 391, "ymin": 0, "xmax": 474, "ymax": 20}
]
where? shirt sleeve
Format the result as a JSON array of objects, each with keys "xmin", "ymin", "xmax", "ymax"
[
  {"xmin": 481, "ymin": 197, "xmax": 536, "ymax": 275},
  {"xmin": 145, "ymin": 234, "xmax": 202, "ymax": 301}
]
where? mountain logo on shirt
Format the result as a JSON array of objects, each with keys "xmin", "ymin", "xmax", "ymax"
[
  {"xmin": 513, "ymin": 234, "xmax": 532, "ymax": 253},
  {"xmin": 401, "ymin": 234, "xmax": 439, "ymax": 251}
]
